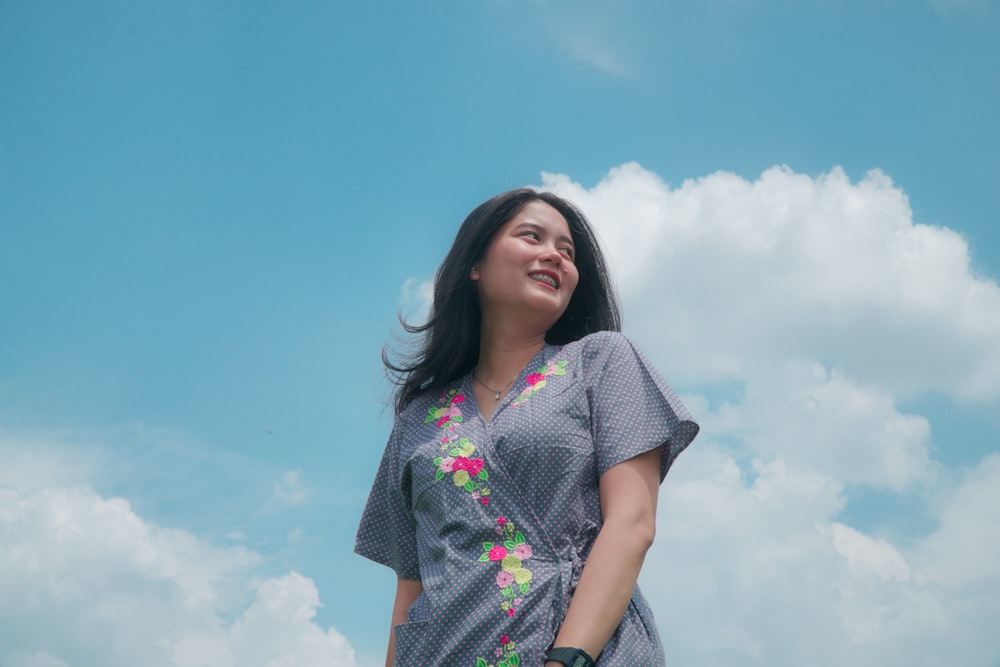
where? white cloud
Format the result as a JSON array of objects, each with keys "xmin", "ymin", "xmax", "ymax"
[
  {"xmin": 274, "ymin": 469, "xmax": 308, "ymax": 507},
  {"xmin": 704, "ymin": 361, "xmax": 937, "ymax": 490},
  {"xmin": 540, "ymin": 163, "xmax": 1000, "ymax": 401},
  {"xmin": 0, "ymin": 474, "xmax": 361, "ymax": 667},
  {"xmin": 559, "ymin": 32, "xmax": 633, "ymax": 77},
  {"xmin": 399, "ymin": 277, "xmax": 433, "ymax": 326},
  {"xmin": 0, "ymin": 427, "xmax": 106, "ymax": 491},
  {"xmin": 538, "ymin": 162, "xmax": 1000, "ymax": 665},
  {"xmin": 643, "ymin": 447, "xmax": 1000, "ymax": 666}
]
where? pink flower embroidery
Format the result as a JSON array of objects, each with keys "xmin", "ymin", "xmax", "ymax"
[
  {"xmin": 496, "ymin": 570, "xmax": 514, "ymax": 588},
  {"xmin": 452, "ymin": 456, "xmax": 483, "ymax": 477},
  {"xmin": 512, "ymin": 360, "xmax": 568, "ymax": 406},
  {"xmin": 512, "ymin": 543, "xmax": 532, "ymax": 560},
  {"xmin": 488, "ymin": 545, "xmax": 507, "ymax": 561},
  {"xmin": 438, "ymin": 456, "xmax": 455, "ymax": 473},
  {"xmin": 466, "ymin": 458, "xmax": 484, "ymax": 476},
  {"xmin": 450, "ymin": 393, "xmax": 465, "ymax": 404},
  {"xmin": 481, "ymin": 497, "xmax": 489, "ymax": 505},
  {"xmin": 500, "ymin": 634, "xmax": 510, "ymax": 645},
  {"xmin": 497, "ymin": 516, "xmax": 507, "ymax": 526},
  {"xmin": 507, "ymin": 608, "xmax": 515, "ymax": 617},
  {"xmin": 435, "ymin": 406, "xmax": 461, "ymax": 428}
]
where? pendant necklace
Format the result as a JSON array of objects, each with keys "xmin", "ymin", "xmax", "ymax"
[{"xmin": 473, "ymin": 370, "xmax": 515, "ymax": 400}]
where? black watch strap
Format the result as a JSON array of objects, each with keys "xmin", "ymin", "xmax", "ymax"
[{"xmin": 547, "ymin": 646, "xmax": 595, "ymax": 667}]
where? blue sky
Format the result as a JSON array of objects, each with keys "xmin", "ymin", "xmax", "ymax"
[{"xmin": 1, "ymin": 1, "xmax": 998, "ymax": 666}]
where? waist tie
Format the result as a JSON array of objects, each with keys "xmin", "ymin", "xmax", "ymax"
[{"xmin": 554, "ymin": 523, "xmax": 599, "ymax": 627}]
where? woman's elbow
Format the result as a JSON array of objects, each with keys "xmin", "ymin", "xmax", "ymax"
[
  {"xmin": 607, "ymin": 511, "xmax": 656, "ymax": 553},
  {"xmin": 634, "ymin": 515, "xmax": 656, "ymax": 551}
]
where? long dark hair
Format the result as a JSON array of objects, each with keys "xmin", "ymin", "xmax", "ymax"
[{"xmin": 384, "ymin": 188, "xmax": 621, "ymax": 414}]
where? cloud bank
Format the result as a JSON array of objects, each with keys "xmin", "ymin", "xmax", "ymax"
[
  {"xmin": 537, "ymin": 163, "xmax": 1000, "ymax": 666},
  {"xmin": 0, "ymin": 439, "xmax": 361, "ymax": 667}
]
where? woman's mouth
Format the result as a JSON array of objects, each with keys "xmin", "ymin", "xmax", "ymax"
[{"xmin": 529, "ymin": 272, "xmax": 559, "ymax": 289}]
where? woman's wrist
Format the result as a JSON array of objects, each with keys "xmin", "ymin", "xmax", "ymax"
[{"xmin": 546, "ymin": 646, "xmax": 596, "ymax": 667}]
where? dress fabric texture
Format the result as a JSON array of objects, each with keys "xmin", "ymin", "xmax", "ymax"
[{"xmin": 355, "ymin": 331, "xmax": 699, "ymax": 667}]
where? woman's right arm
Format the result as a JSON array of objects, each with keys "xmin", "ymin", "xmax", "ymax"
[{"xmin": 385, "ymin": 577, "xmax": 423, "ymax": 667}]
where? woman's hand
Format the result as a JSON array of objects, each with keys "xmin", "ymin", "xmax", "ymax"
[{"xmin": 548, "ymin": 447, "xmax": 661, "ymax": 659}]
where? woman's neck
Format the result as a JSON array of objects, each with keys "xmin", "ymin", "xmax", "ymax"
[{"xmin": 475, "ymin": 324, "xmax": 547, "ymax": 387}]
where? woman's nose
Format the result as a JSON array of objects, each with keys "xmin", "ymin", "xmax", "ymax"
[{"xmin": 539, "ymin": 243, "xmax": 562, "ymax": 264}]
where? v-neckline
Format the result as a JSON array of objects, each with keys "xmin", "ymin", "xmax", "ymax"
[{"xmin": 469, "ymin": 344, "xmax": 550, "ymax": 423}]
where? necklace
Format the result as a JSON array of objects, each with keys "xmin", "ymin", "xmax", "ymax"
[{"xmin": 473, "ymin": 370, "xmax": 516, "ymax": 400}]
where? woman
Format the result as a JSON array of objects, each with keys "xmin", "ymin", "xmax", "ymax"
[{"xmin": 356, "ymin": 189, "xmax": 699, "ymax": 666}]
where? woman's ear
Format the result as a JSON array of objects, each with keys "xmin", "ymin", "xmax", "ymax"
[{"xmin": 470, "ymin": 263, "xmax": 480, "ymax": 281}]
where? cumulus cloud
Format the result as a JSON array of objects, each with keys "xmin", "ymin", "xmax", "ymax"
[
  {"xmin": 643, "ymin": 447, "xmax": 1000, "ymax": 667},
  {"xmin": 541, "ymin": 163, "xmax": 1000, "ymax": 401},
  {"xmin": 536, "ymin": 163, "xmax": 1000, "ymax": 665},
  {"xmin": 0, "ymin": 470, "xmax": 361, "ymax": 667}
]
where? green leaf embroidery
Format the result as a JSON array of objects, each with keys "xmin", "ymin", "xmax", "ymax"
[
  {"xmin": 435, "ymin": 469, "xmax": 444, "ymax": 481},
  {"xmin": 449, "ymin": 448, "xmax": 462, "ymax": 456},
  {"xmin": 477, "ymin": 659, "xmax": 488, "ymax": 667},
  {"xmin": 482, "ymin": 542, "xmax": 494, "ymax": 551},
  {"xmin": 464, "ymin": 480, "xmax": 475, "ymax": 492},
  {"xmin": 477, "ymin": 469, "xmax": 488, "ymax": 481},
  {"xmin": 478, "ymin": 553, "xmax": 490, "ymax": 563},
  {"xmin": 519, "ymin": 583, "xmax": 530, "ymax": 594},
  {"xmin": 509, "ymin": 653, "xmax": 521, "ymax": 666},
  {"xmin": 515, "ymin": 531, "xmax": 525, "ymax": 544},
  {"xmin": 504, "ymin": 540, "xmax": 516, "ymax": 550}
]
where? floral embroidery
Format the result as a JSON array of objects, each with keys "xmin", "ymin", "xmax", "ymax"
[
  {"xmin": 425, "ymin": 388, "xmax": 465, "ymax": 430},
  {"xmin": 427, "ymin": 386, "xmax": 534, "ymax": 665},
  {"xmin": 476, "ymin": 634, "xmax": 520, "ymax": 667},
  {"xmin": 434, "ymin": 434, "xmax": 491, "ymax": 503},
  {"xmin": 511, "ymin": 360, "xmax": 568, "ymax": 406},
  {"xmin": 479, "ymin": 516, "xmax": 533, "ymax": 616}
]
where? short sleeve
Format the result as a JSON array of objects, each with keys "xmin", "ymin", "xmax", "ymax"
[
  {"xmin": 354, "ymin": 419, "xmax": 421, "ymax": 580},
  {"xmin": 588, "ymin": 333, "xmax": 699, "ymax": 480}
]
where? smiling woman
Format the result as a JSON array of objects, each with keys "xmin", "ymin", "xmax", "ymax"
[{"xmin": 356, "ymin": 189, "xmax": 699, "ymax": 667}]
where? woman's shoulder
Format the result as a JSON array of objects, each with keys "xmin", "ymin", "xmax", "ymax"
[
  {"xmin": 560, "ymin": 330, "xmax": 634, "ymax": 358},
  {"xmin": 555, "ymin": 331, "xmax": 639, "ymax": 377}
]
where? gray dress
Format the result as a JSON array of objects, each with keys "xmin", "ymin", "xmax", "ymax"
[{"xmin": 355, "ymin": 332, "xmax": 699, "ymax": 666}]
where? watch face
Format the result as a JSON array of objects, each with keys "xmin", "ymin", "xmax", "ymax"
[{"xmin": 548, "ymin": 647, "xmax": 592, "ymax": 667}]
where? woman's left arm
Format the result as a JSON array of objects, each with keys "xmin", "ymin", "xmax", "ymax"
[{"xmin": 545, "ymin": 447, "xmax": 662, "ymax": 665}]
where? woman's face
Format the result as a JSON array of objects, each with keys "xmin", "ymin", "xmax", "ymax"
[{"xmin": 471, "ymin": 200, "xmax": 580, "ymax": 331}]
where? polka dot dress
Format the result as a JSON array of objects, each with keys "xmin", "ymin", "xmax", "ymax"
[{"xmin": 355, "ymin": 331, "xmax": 699, "ymax": 666}]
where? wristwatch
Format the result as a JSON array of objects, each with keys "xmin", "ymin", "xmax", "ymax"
[{"xmin": 546, "ymin": 646, "xmax": 595, "ymax": 667}]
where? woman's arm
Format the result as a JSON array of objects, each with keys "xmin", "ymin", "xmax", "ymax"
[
  {"xmin": 385, "ymin": 577, "xmax": 423, "ymax": 667},
  {"xmin": 545, "ymin": 447, "xmax": 661, "ymax": 665}
]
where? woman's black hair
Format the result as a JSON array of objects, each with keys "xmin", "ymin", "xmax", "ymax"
[{"xmin": 384, "ymin": 188, "xmax": 621, "ymax": 414}]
